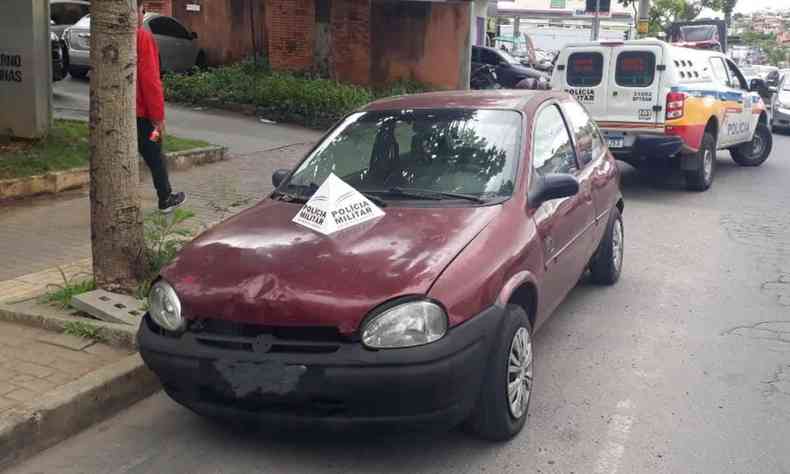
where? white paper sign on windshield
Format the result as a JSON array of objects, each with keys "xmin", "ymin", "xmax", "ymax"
[{"xmin": 292, "ymin": 173, "xmax": 385, "ymax": 235}]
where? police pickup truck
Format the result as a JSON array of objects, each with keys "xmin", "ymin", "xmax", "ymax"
[{"xmin": 551, "ymin": 39, "xmax": 772, "ymax": 191}]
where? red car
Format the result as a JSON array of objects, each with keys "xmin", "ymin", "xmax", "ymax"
[{"xmin": 139, "ymin": 90, "xmax": 624, "ymax": 441}]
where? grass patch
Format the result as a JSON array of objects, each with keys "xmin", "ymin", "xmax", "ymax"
[
  {"xmin": 0, "ymin": 119, "xmax": 212, "ymax": 180},
  {"xmin": 164, "ymin": 60, "xmax": 432, "ymax": 129},
  {"xmin": 43, "ymin": 267, "xmax": 96, "ymax": 309},
  {"xmin": 63, "ymin": 320, "xmax": 104, "ymax": 342}
]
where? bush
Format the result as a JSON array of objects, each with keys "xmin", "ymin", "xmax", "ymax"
[{"xmin": 163, "ymin": 64, "xmax": 431, "ymax": 129}]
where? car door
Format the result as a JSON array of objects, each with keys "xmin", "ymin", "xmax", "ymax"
[
  {"xmin": 709, "ymin": 57, "xmax": 749, "ymax": 147},
  {"xmin": 607, "ymin": 45, "xmax": 664, "ymax": 126},
  {"xmin": 148, "ymin": 17, "xmax": 190, "ymax": 72},
  {"xmin": 726, "ymin": 59, "xmax": 760, "ymax": 144},
  {"xmin": 559, "ymin": 47, "xmax": 610, "ymax": 121},
  {"xmin": 530, "ymin": 103, "xmax": 596, "ymax": 324},
  {"xmin": 561, "ymin": 99, "xmax": 618, "ymax": 249}
]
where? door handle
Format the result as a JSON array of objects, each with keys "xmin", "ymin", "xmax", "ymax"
[{"xmin": 613, "ymin": 91, "xmax": 618, "ymax": 97}]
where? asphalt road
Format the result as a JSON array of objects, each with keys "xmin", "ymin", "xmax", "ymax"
[{"xmin": 9, "ymin": 128, "xmax": 790, "ymax": 473}]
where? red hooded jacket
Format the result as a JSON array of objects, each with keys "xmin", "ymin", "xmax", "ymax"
[{"xmin": 137, "ymin": 28, "xmax": 165, "ymax": 122}]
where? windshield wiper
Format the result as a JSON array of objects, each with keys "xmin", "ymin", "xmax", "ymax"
[
  {"xmin": 271, "ymin": 189, "xmax": 308, "ymax": 203},
  {"xmin": 385, "ymin": 187, "xmax": 486, "ymax": 204}
]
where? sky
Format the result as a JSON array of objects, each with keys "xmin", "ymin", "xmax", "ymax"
[{"xmin": 697, "ymin": 0, "xmax": 789, "ymax": 18}]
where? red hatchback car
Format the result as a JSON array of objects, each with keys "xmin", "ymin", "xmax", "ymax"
[{"xmin": 139, "ymin": 90, "xmax": 624, "ymax": 441}]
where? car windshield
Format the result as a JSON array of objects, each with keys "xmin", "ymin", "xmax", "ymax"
[{"xmin": 282, "ymin": 109, "xmax": 522, "ymax": 203}]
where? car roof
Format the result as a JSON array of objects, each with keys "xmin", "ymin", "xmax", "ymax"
[{"xmin": 364, "ymin": 90, "xmax": 549, "ymax": 112}]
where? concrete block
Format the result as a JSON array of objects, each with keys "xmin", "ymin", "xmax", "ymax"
[
  {"xmin": 70, "ymin": 290, "xmax": 145, "ymax": 326},
  {"xmin": 36, "ymin": 332, "xmax": 95, "ymax": 351}
]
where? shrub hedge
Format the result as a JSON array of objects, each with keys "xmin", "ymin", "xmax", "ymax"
[{"xmin": 163, "ymin": 63, "xmax": 431, "ymax": 129}]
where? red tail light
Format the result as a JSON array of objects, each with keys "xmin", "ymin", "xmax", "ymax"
[{"xmin": 666, "ymin": 91, "xmax": 686, "ymax": 120}]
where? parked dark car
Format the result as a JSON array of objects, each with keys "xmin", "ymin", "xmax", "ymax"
[
  {"xmin": 472, "ymin": 46, "xmax": 548, "ymax": 88},
  {"xmin": 139, "ymin": 90, "xmax": 624, "ymax": 441},
  {"xmin": 51, "ymin": 30, "xmax": 67, "ymax": 82}
]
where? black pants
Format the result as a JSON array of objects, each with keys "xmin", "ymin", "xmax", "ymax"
[{"xmin": 137, "ymin": 117, "xmax": 172, "ymax": 204}]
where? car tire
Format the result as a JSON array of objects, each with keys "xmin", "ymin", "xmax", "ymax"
[
  {"xmin": 196, "ymin": 51, "xmax": 207, "ymax": 70},
  {"xmin": 684, "ymin": 132, "xmax": 716, "ymax": 191},
  {"xmin": 68, "ymin": 67, "xmax": 87, "ymax": 79},
  {"xmin": 589, "ymin": 207, "xmax": 624, "ymax": 285},
  {"xmin": 464, "ymin": 304, "xmax": 533, "ymax": 441},
  {"xmin": 730, "ymin": 122, "xmax": 772, "ymax": 167}
]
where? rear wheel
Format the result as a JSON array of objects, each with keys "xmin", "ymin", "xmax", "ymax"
[
  {"xmin": 730, "ymin": 123, "xmax": 772, "ymax": 167},
  {"xmin": 68, "ymin": 67, "xmax": 87, "ymax": 79},
  {"xmin": 589, "ymin": 207, "xmax": 624, "ymax": 285},
  {"xmin": 684, "ymin": 132, "xmax": 716, "ymax": 191},
  {"xmin": 465, "ymin": 305, "xmax": 533, "ymax": 441}
]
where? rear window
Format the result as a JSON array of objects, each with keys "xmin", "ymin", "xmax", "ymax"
[
  {"xmin": 615, "ymin": 51, "xmax": 656, "ymax": 87},
  {"xmin": 567, "ymin": 52, "xmax": 603, "ymax": 87}
]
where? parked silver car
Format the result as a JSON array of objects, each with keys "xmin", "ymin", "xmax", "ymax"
[
  {"xmin": 771, "ymin": 73, "xmax": 790, "ymax": 133},
  {"xmin": 50, "ymin": 0, "xmax": 90, "ymax": 39},
  {"xmin": 63, "ymin": 13, "xmax": 205, "ymax": 79}
]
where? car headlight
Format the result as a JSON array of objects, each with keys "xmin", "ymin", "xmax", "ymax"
[
  {"xmin": 149, "ymin": 280, "xmax": 185, "ymax": 332},
  {"xmin": 362, "ymin": 300, "xmax": 447, "ymax": 349},
  {"xmin": 50, "ymin": 32, "xmax": 58, "ymax": 42}
]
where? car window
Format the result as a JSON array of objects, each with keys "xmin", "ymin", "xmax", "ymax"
[
  {"xmin": 615, "ymin": 51, "xmax": 656, "ymax": 87},
  {"xmin": 567, "ymin": 52, "xmax": 603, "ymax": 87},
  {"xmin": 51, "ymin": 2, "xmax": 90, "ymax": 26},
  {"xmin": 481, "ymin": 49, "xmax": 501, "ymax": 66},
  {"xmin": 287, "ymin": 109, "xmax": 522, "ymax": 199},
  {"xmin": 149, "ymin": 17, "xmax": 190, "ymax": 39},
  {"xmin": 709, "ymin": 57, "xmax": 729, "ymax": 84},
  {"xmin": 472, "ymin": 47, "xmax": 481, "ymax": 63},
  {"xmin": 726, "ymin": 61, "xmax": 748, "ymax": 90},
  {"xmin": 562, "ymin": 101, "xmax": 604, "ymax": 166},
  {"xmin": 532, "ymin": 105, "xmax": 578, "ymax": 176}
]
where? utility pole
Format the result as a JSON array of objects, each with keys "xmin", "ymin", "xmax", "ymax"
[
  {"xmin": 591, "ymin": 0, "xmax": 601, "ymax": 41},
  {"xmin": 637, "ymin": 0, "xmax": 650, "ymax": 38}
]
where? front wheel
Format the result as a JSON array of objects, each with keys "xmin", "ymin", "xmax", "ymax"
[
  {"xmin": 684, "ymin": 132, "xmax": 716, "ymax": 191},
  {"xmin": 464, "ymin": 305, "xmax": 533, "ymax": 441},
  {"xmin": 730, "ymin": 123, "xmax": 772, "ymax": 167},
  {"xmin": 589, "ymin": 207, "xmax": 624, "ymax": 285}
]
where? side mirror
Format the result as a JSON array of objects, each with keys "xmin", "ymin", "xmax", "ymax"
[
  {"xmin": 272, "ymin": 169, "xmax": 290, "ymax": 188},
  {"xmin": 768, "ymin": 86, "xmax": 778, "ymax": 94},
  {"xmin": 750, "ymin": 78, "xmax": 767, "ymax": 93},
  {"xmin": 191, "ymin": 31, "xmax": 198, "ymax": 40},
  {"xmin": 528, "ymin": 173, "xmax": 579, "ymax": 208}
]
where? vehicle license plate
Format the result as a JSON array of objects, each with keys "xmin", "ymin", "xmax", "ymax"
[{"xmin": 607, "ymin": 134, "xmax": 625, "ymax": 149}]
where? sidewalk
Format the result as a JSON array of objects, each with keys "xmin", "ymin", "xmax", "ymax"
[{"xmin": 0, "ymin": 143, "xmax": 313, "ymax": 282}]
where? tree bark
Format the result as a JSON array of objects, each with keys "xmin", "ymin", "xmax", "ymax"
[{"xmin": 89, "ymin": 0, "xmax": 145, "ymax": 293}]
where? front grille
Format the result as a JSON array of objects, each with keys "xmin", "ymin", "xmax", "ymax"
[{"xmin": 188, "ymin": 319, "xmax": 347, "ymax": 354}]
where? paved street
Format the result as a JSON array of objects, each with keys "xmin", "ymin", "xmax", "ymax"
[{"xmin": 7, "ymin": 128, "xmax": 790, "ymax": 473}]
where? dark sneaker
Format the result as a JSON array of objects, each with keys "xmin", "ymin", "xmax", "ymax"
[{"xmin": 159, "ymin": 192, "xmax": 186, "ymax": 214}]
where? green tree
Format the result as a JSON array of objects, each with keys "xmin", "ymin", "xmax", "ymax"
[
  {"xmin": 720, "ymin": 0, "xmax": 737, "ymax": 27},
  {"xmin": 619, "ymin": 0, "xmax": 720, "ymax": 34}
]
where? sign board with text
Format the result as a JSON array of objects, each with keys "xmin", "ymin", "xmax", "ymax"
[{"xmin": 0, "ymin": 0, "xmax": 51, "ymax": 138}]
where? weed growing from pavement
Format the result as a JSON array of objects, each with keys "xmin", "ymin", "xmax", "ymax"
[
  {"xmin": 63, "ymin": 320, "xmax": 104, "ymax": 341},
  {"xmin": 43, "ymin": 267, "xmax": 96, "ymax": 309},
  {"xmin": 138, "ymin": 208, "xmax": 196, "ymax": 299}
]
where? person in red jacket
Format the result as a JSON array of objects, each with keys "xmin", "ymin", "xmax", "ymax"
[{"xmin": 137, "ymin": 2, "xmax": 185, "ymax": 213}]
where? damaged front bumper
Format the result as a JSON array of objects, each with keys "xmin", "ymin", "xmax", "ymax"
[{"xmin": 138, "ymin": 306, "xmax": 504, "ymax": 431}]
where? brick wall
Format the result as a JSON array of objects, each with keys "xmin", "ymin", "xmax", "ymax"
[
  {"xmin": 172, "ymin": 0, "xmax": 267, "ymax": 66},
  {"xmin": 330, "ymin": 0, "xmax": 371, "ymax": 85},
  {"xmin": 265, "ymin": 0, "xmax": 315, "ymax": 71},
  {"xmin": 144, "ymin": 0, "xmax": 173, "ymax": 16}
]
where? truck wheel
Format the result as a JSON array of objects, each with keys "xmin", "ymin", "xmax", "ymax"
[
  {"xmin": 684, "ymin": 132, "xmax": 716, "ymax": 191},
  {"xmin": 730, "ymin": 123, "xmax": 772, "ymax": 167},
  {"xmin": 589, "ymin": 207, "xmax": 623, "ymax": 285},
  {"xmin": 464, "ymin": 305, "xmax": 532, "ymax": 441}
]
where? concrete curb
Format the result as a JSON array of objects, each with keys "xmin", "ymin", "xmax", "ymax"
[
  {"xmin": 0, "ymin": 303, "xmax": 160, "ymax": 469},
  {"xmin": 0, "ymin": 303, "xmax": 139, "ymax": 350},
  {"xmin": 0, "ymin": 145, "xmax": 227, "ymax": 200},
  {"xmin": 0, "ymin": 354, "xmax": 159, "ymax": 470}
]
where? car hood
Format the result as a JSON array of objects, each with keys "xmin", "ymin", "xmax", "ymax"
[
  {"xmin": 778, "ymin": 90, "xmax": 790, "ymax": 106},
  {"xmin": 510, "ymin": 64, "xmax": 546, "ymax": 79},
  {"xmin": 162, "ymin": 199, "xmax": 501, "ymax": 334}
]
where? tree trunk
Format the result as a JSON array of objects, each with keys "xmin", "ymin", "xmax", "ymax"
[{"xmin": 89, "ymin": 0, "xmax": 145, "ymax": 293}]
